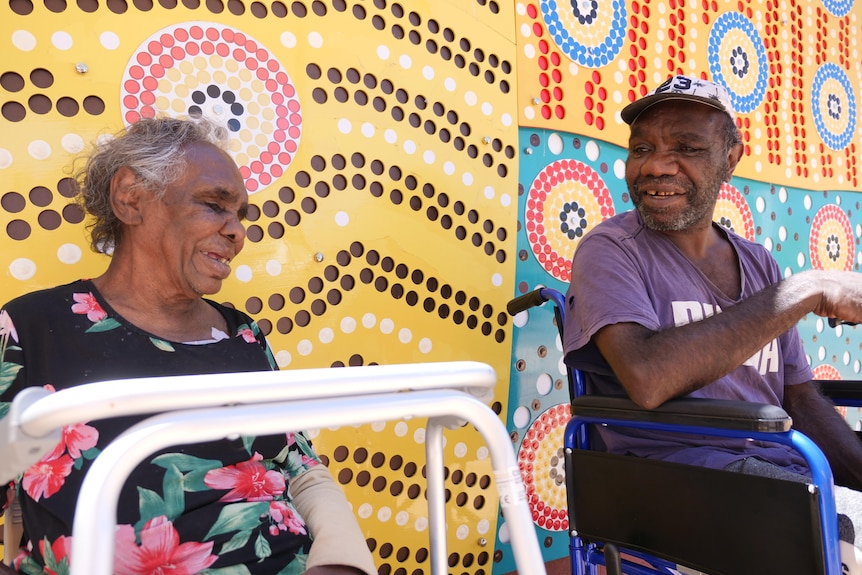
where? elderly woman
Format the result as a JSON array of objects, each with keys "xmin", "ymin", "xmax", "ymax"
[{"xmin": 0, "ymin": 117, "xmax": 375, "ymax": 575}]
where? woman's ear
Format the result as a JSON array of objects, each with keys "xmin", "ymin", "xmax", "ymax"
[{"xmin": 109, "ymin": 166, "xmax": 144, "ymax": 225}]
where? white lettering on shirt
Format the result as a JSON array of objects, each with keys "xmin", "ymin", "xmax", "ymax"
[{"xmin": 671, "ymin": 301, "xmax": 779, "ymax": 375}]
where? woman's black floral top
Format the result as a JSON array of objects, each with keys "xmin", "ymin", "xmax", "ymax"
[{"xmin": 0, "ymin": 280, "xmax": 318, "ymax": 574}]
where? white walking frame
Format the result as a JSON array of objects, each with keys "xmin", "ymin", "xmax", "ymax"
[{"xmin": 0, "ymin": 361, "xmax": 546, "ymax": 575}]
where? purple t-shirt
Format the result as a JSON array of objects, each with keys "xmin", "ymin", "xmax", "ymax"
[{"xmin": 563, "ymin": 210, "xmax": 814, "ymax": 473}]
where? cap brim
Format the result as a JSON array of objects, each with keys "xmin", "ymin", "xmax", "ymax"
[{"xmin": 621, "ymin": 94, "xmax": 731, "ymax": 125}]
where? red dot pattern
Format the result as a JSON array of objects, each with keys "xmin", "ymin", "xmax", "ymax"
[
  {"xmin": 761, "ymin": 0, "xmax": 782, "ymax": 166},
  {"xmin": 583, "ymin": 70, "xmax": 607, "ymax": 130},
  {"xmin": 813, "ymin": 364, "xmax": 842, "ymax": 380},
  {"xmin": 626, "ymin": 0, "xmax": 651, "ymax": 105},
  {"xmin": 665, "ymin": 0, "xmax": 686, "ymax": 75},
  {"xmin": 526, "ymin": 159, "xmax": 616, "ymax": 282},
  {"xmin": 809, "ymin": 204, "xmax": 855, "ymax": 271},
  {"xmin": 717, "ymin": 183, "xmax": 755, "ymax": 241},
  {"xmin": 527, "ymin": 2, "xmax": 566, "ymax": 123},
  {"xmin": 788, "ymin": 0, "xmax": 809, "ymax": 179},
  {"xmin": 518, "ymin": 403, "xmax": 571, "ymax": 532},
  {"xmin": 518, "ymin": 0, "xmax": 858, "ymax": 188},
  {"xmin": 121, "ymin": 24, "xmax": 302, "ymax": 193}
]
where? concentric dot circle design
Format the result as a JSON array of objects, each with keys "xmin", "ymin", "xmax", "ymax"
[
  {"xmin": 810, "ymin": 204, "xmax": 855, "ymax": 271},
  {"xmin": 812, "ymin": 364, "xmax": 842, "ymax": 380},
  {"xmin": 539, "ymin": 0, "xmax": 626, "ymax": 68},
  {"xmin": 707, "ymin": 12, "xmax": 768, "ymax": 114},
  {"xmin": 120, "ymin": 22, "xmax": 302, "ymax": 193},
  {"xmin": 526, "ymin": 159, "xmax": 615, "ymax": 282},
  {"xmin": 821, "ymin": 0, "xmax": 853, "ymax": 17},
  {"xmin": 518, "ymin": 403, "xmax": 571, "ymax": 532},
  {"xmin": 714, "ymin": 183, "xmax": 755, "ymax": 241},
  {"xmin": 811, "ymin": 63, "xmax": 857, "ymax": 151}
]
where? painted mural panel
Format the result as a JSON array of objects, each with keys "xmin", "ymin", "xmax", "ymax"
[
  {"xmin": 494, "ymin": 0, "xmax": 862, "ymax": 571},
  {"xmin": 0, "ymin": 1, "xmax": 520, "ymax": 573}
]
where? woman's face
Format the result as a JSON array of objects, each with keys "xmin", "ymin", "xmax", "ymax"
[{"xmin": 138, "ymin": 142, "xmax": 248, "ymax": 297}]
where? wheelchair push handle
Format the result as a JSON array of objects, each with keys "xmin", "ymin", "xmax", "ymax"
[
  {"xmin": 506, "ymin": 289, "xmax": 549, "ymax": 315},
  {"xmin": 506, "ymin": 287, "xmax": 567, "ymax": 318}
]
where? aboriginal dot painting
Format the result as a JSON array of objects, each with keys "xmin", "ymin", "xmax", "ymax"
[{"xmin": 3, "ymin": 0, "xmax": 862, "ymax": 572}]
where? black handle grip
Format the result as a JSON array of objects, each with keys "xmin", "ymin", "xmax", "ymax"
[
  {"xmin": 829, "ymin": 318, "xmax": 859, "ymax": 328},
  {"xmin": 506, "ymin": 289, "xmax": 549, "ymax": 316}
]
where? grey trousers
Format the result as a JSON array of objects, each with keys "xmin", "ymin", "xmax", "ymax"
[{"xmin": 725, "ymin": 457, "xmax": 862, "ymax": 546}]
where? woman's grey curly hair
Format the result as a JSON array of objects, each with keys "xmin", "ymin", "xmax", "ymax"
[{"xmin": 74, "ymin": 116, "xmax": 231, "ymax": 254}]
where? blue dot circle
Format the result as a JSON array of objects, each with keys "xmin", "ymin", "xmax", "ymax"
[
  {"xmin": 822, "ymin": 0, "xmax": 853, "ymax": 17},
  {"xmin": 707, "ymin": 12, "xmax": 768, "ymax": 114},
  {"xmin": 812, "ymin": 63, "xmax": 857, "ymax": 150},
  {"xmin": 540, "ymin": 0, "xmax": 627, "ymax": 68}
]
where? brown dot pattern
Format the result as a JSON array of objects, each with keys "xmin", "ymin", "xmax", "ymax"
[
  {"xmin": 2, "ymin": 181, "xmax": 84, "ymax": 240},
  {"xmin": 239, "ymin": 240, "xmax": 510, "ymax": 344},
  {"xmin": 328, "ymin": 443, "xmax": 495, "ymax": 575},
  {"xmin": 2, "ymin": 4, "xmax": 518, "ymax": 572},
  {"xmin": 0, "ymin": 69, "xmax": 105, "ymax": 121},
  {"xmin": 267, "ymin": 149, "xmax": 510, "ymax": 260},
  {"xmin": 307, "ymin": 66, "xmax": 514, "ymax": 178}
]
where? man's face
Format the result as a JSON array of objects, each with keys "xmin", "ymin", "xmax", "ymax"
[
  {"xmin": 139, "ymin": 142, "xmax": 248, "ymax": 297},
  {"xmin": 625, "ymin": 101, "xmax": 741, "ymax": 233}
]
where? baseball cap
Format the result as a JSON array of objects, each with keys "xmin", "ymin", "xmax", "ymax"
[{"xmin": 621, "ymin": 75, "xmax": 735, "ymax": 124}]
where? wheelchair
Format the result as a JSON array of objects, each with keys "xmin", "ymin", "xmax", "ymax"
[{"xmin": 508, "ymin": 286, "xmax": 857, "ymax": 575}]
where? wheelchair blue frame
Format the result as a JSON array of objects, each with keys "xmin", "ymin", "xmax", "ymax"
[{"xmin": 507, "ymin": 286, "xmax": 844, "ymax": 575}]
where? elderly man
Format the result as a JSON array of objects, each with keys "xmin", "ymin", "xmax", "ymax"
[{"xmin": 562, "ymin": 75, "xmax": 862, "ymax": 569}]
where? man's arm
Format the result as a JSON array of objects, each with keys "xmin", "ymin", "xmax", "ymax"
[
  {"xmin": 593, "ymin": 270, "xmax": 862, "ymax": 409},
  {"xmin": 783, "ymin": 382, "xmax": 862, "ymax": 491}
]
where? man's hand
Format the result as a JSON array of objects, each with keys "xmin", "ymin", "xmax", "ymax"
[
  {"xmin": 784, "ymin": 381, "xmax": 862, "ymax": 491},
  {"xmin": 806, "ymin": 270, "xmax": 862, "ymax": 326}
]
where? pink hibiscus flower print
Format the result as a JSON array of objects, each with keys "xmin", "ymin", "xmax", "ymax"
[
  {"xmin": 115, "ymin": 515, "xmax": 217, "ymax": 575},
  {"xmin": 22, "ymin": 454, "xmax": 74, "ymax": 501},
  {"xmin": 59, "ymin": 422, "xmax": 99, "ymax": 459},
  {"xmin": 39, "ymin": 535, "xmax": 72, "ymax": 575},
  {"xmin": 71, "ymin": 292, "xmax": 107, "ymax": 322},
  {"xmin": 204, "ymin": 452, "xmax": 286, "ymax": 502},
  {"xmin": 237, "ymin": 326, "xmax": 257, "ymax": 343},
  {"xmin": 268, "ymin": 501, "xmax": 307, "ymax": 536},
  {"xmin": 0, "ymin": 309, "xmax": 18, "ymax": 343}
]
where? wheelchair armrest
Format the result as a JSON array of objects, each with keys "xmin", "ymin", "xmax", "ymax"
[
  {"xmin": 815, "ymin": 379, "xmax": 862, "ymax": 404},
  {"xmin": 570, "ymin": 395, "xmax": 792, "ymax": 433}
]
